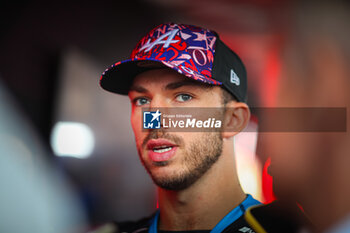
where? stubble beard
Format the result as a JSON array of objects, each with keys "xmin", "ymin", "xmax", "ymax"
[{"xmin": 138, "ymin": 130, "xmax": 223, "ymax": 191}]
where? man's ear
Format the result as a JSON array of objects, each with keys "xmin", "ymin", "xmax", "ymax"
[{"xmin": 221, "ymin": 101, "xmax": 250, "ymax": 139}]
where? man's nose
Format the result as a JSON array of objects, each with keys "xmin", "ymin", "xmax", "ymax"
[{"xmin": 149, "ymin": 96, "xmax": 172, "ymax": 127}]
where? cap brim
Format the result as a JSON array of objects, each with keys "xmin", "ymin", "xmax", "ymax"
[{"xmin": 100, "ymin": 58, "xmax": 222, "ymax": 95}]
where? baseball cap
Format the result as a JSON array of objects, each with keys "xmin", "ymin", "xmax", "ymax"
[{"xmin": 100, "ymin": 23, "xmax": 247, "ymax": 102}]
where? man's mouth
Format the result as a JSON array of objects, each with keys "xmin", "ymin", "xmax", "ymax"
[
  {"xmin": 146, "ymin": 139, "xmax": 178, "ymax": 162},
  {"xmin": 152, "ymin": 145, "xmax": 173, "ymax": 153}
]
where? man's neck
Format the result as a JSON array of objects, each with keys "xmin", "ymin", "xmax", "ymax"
[{"xmin": 157, "ymin": 141, "xmax": 245, "ymax": 231}]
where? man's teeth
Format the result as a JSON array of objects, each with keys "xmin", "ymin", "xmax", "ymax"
[{"xmin": 153, "ymin": 146, "xmax": 172, "ymax": 153}]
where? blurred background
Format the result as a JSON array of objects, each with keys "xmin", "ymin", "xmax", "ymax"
[{"xmin": 0, "ymin": 0, "xmax": 288, "ymax": 230}]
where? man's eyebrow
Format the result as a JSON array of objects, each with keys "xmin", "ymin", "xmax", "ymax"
[
  {"xmin": 165, "ymin": 80, "xmax": 208, "ymax": 90},
  {"xmin": 129, "ymin": 80, "xmax": 211, "ymax": 93},
  {"xmin": 129, "ymin": 85, "xmax": 149, "ymax": 93}
]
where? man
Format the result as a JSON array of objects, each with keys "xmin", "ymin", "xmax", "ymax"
[
  {"xmin": 253, "ymin": 1, "xmax": 350, "ymax": 232},
  {"xmin": 98, "ymin": 23, "xmax": 261, "ymax": 233}
]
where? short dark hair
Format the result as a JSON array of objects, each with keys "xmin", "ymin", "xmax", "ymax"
[{"xmin": 221, "ymin": 87, "xmax": 238, "ymax": 105}]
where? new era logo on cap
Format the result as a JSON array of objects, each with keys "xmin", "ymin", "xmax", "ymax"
[
  {"xmin": 100, "ymin": 23, "xmax": 247, "ymax": 102},
  {"xmin": 230, "ymin": 69, "xmax": 240, "ymax": 86}
]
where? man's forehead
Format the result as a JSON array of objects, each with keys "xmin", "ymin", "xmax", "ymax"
[{"xmin": 130, "ymin": 68, "xmax": 213, "ymax": 92}]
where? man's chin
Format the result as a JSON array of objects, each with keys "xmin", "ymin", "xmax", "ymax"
[
  {"xmin": 147, "ymin": 164, "xmax": 177, "ymax": 179},
  {"xmin": 153, "ymin": 177, "xmax": 193, "ymax": 191},
  {"xmin": 149, "ymin": 170, "xmax": 199, "ymax": 191}
]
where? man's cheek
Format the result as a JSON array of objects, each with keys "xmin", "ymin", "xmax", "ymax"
[
  {"xmin": 131, "ymin": 115, "xmax": 144, "ymax": 152},
  {"xmin": 135, "ymin": 132, "xmax": 148, "ymax": 150},
  {"xmin": 131, "ymin": 114, "xmax": 142, "ymax": 135}
]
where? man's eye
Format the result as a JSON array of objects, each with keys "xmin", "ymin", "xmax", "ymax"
[
  {"xmin": 134, "ymin": 97, "xmax": 150, "ymax": 106},
  {"xmin": 175, "ymin": 94, "xmax": 192, "ymax": 102}
]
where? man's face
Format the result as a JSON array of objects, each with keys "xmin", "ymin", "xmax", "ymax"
[{"xmin": 128, "ymin": 68, "xmax": 224, "ymax": 190}]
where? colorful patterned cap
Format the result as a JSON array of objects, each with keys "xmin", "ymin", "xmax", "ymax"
[{"xmin": 100, "ymin": 23, "xmax": 247, "ymax": 102}]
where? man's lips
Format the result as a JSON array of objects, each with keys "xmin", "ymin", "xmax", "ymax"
[
  {"xmin": 146, "ymin": 139, "xmax": 177, "ymax": 150},
  {"xmin": 146, "ymin": 139, "xmax": 178, "ymax": 162}
]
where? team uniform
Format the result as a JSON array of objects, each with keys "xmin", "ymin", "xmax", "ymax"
[
  {"xmin": 92, "ymin": 195, "xmax": 260, "ymax": 233},
  {"xmin": 92, "ymin": 198, "xmax": 314, "ymax": 233}
]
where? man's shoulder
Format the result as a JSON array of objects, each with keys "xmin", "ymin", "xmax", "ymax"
[
  {"xmin": 118, "ymin": 214, "xmax": 154, "ymax": 233},
  {"xmin": 244, "ymin": 201, "xmax": 313, "ymax": 233},
  {"xmin": 89, "ymin": 214, "xmax": 154, "ymax": 233}
]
